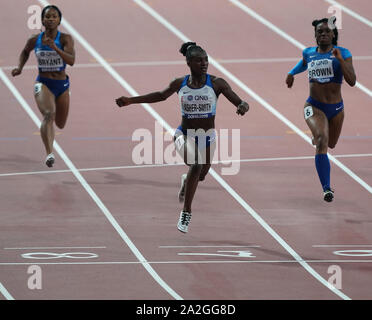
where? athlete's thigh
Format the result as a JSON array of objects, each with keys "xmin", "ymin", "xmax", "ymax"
[
  {"xmin": 304, "ymin": 103, "xmax": 329, "ymax": 138},
  {"xmin": 55, "ymin": 89, "xmax": 70, "ymax": 128},
  {"xmin": 328, "ymin": 109, "xmax": 344, "ymax": 148},
  {"xmin": 34, "ymin": 82, "xmax": 56, "ymax": 115}
]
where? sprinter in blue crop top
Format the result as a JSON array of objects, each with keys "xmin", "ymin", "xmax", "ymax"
[
  {"xmin": 12, "ymin": 5, "xmax": 75, "ymax": 168},
  {"xmin": 286, "ymin": 17, "xmax": 356, "ymax": 202},
  {"xmin": 116, "ymin": 42, "xmax": 249, "ymax": 233}
]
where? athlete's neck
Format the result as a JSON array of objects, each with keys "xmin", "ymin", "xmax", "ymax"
[
  {"xmin": 318, "ymin": 44, "xmax": 333, "ymax": 54},
  {"xmin": 44, "ymin": 28, "xmax": 58, "ymax": 39},
  {"xmin": 188, "ymin": 74, "xmax": 206, "ymax": 88}
]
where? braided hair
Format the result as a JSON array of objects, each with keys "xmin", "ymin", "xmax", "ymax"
[
  {"xmin": 179, "ymin": 42, "xmax": 206, "ymax": 61},
  {"xmin": 312, "ymin": 17, "xmax": 338, "ymax": 45}
]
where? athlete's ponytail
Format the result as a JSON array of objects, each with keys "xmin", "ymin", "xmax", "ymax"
[{"xmin": 179, "ymin": 42, "xmax": 205, "ymax": 61}]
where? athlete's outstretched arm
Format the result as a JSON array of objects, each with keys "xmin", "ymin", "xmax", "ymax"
[
  {"xmin": 115, "ymin": 77, "xmax": 183, "ymax": 107},
  {"xmin": 286, "ymin": 58, "xmax": 307, "ymax": 88},
  {"xmin": 214, "ymin": 78, "xmax": 249, "ymax": 116},
  {"xmin": 11, "ymin": 35, "xmax": 38, "ymax": 77}
]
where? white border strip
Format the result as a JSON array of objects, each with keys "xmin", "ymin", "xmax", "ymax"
[
  {"xmin": 0, "ymin": 282, "xmax": 14, "ymax": 300},
  {"xmin": 0, "ymin": 67, "xmax": 181, "ymax": 301},
  {"xmin": 229, "ymin": 0, "xmax": 372, "ymax": 99},
  {"xmin": 1, "ymin": 153, "xmax": 372, "ymax": 178}
]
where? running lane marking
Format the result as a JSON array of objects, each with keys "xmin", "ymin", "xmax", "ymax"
[
  {"xmin": 0, "ymin": 282, "xmax": 14, "ymax": 300},
  {"xmin": 1, "ymin": 153, "xmax": 372, "ymax": 178},
  {"xmin": 34, "ymin": 0, "xmax": 351, "ymax": 300},
  {"xmin": 0, "ymin": 67, "xmax": 182, "ymax": 301},
  {"xmin": 229, "ymin": 0, "xmax": 372, "ymax": 99}
]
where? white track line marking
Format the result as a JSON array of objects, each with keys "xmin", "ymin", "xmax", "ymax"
[
  {"xmin": 0, "ymin": 259, "xmax": 371, "ymax": 266},
  {"xmin": 109, "ymin": 0, "xmax": 353, "ymax": 300},
  {"xmin": 159, "ymin": 245, "xmax": 261, "ymax": 248},
  {"xmin": 313, "ymin": 245, "xmax": 372, "ymax": 248},
  {"xmin": 4, "ymin": 246, "xmax": 106, "ymax": 250},
  {"xmin": 1, "ymin": 153, "xmax": 371, "ymax": 178},
  {"xmin": 135, "ymin": 0, "xmax": 371, "ymax": 195},
  {"xmin": 0, "ymin": 282, "xmax": 14, "ymax": 300},
  {"xmin": 325, "ymin": 0, "xmax": 372, "ymax": 29},
  {"xmin": 1, "ymin": 55, "xmax": 372, "ymax": 70},
  {"xmin": 229, "ymin": 0, "xmax": 372, "ymax": 99},
  {"xmin": 0, "ymin": 68, "xmax": 181, "ymax": 300}
]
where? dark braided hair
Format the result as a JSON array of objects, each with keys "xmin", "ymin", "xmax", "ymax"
[
  {"xmin": 179, "ymin": 42, "xmax": 206, "ymax": 61},
  {"xmin": 312, "ymin": 17, "xmax": 338, "ymax": 45},
  {"xmin": 41, "ymin": 5, "xmax": 62, "ymax": 22}
]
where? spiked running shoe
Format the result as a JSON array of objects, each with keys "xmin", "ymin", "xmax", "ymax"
[
  {"xmin": 45, "ymin": 153, "xmax": 55, "ymax": 168},
  {"xmin": 177, "ymin": 211, "xmax": 192, "ymax": 233},
  {"xmin": 178, "ymin": 174, "xmax": 187, "ymax": 203},
  {"xmin": 323, "ymin": 189, "xmax": 334, "ymax": 202}
]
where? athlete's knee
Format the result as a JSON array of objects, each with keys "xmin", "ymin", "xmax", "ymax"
[
  {"xmin": 328, "ymin": 141, "xmax": 337, "ymax": 149},
  {"xmin": 314, "ymin": 134, "xmax": 329, "ymax": 151},
  {"xmin": 55, "ymin": 119, "xmax": 66, "ymax": 129},
  {"xmin": 43, "ymin": 110, "xmax": 56, "ymax": 122}
]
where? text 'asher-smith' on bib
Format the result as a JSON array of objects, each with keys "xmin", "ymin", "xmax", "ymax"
[
  {"xmin": 303, "ymin": 46, "xmax": 352, "ymax": 84},
  {"xmin": 178, "ymin": 74, "xmax": 217, "ymax": 119}
]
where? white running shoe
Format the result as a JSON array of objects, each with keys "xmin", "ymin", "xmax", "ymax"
[
  {"xmin": 177, "ymin": 211, "xmax": 192, "ymax": 233},
  {"xmin": 45, "ymin": 153, "xmax": 55, "ymax": 167},
  {"xmin": 178, "ymin": 174, "xmax": 187, "ymax": 203}
]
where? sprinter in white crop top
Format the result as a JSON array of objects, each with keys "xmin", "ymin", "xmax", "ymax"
[{"xmin": 116, "ymin": 42, "xmax": 250, "ymax": 234}]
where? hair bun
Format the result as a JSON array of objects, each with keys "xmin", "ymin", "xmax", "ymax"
[{"xmin": 179, "ymin": 42, "xmax": 197, "ymax": 56}]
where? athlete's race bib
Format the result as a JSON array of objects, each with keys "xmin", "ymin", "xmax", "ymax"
[
  {"xmin": 35, "ymin": 50, "xmax": 64, "ymax": 72},
  {"xmin": 307, "ymin": 59, "xmax": 334, "ymax": 83}
]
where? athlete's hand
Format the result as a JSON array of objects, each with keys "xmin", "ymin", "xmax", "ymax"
[
  {"xmin": 286, "ymin": 74, "xmax": 294, "ymax": 88},
  {"xmin": 333, "ymin": 48, "xmax": 343, "ymax": 62},
  {"xmin": 115, "ymin": 96, "xmax": 131, "ymax": 107},
  {"xmin": 236, "ymin": 101, "xmax": 249, "ymax": 116},
  {"xmin": 42, "ymin": 36, "xmax": 57, "ymax": 50},
  {"xmin": 11, "ymin": 68, "xmax": 22, "ymax": 77}
]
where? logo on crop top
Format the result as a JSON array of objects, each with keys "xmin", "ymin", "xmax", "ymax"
[{"xmin": 308, "ymin": 59, "xmax": 334, "ymax": 81}]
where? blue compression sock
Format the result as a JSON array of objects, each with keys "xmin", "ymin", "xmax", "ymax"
[{"xmin": 315, "ymin": 154, "xmax": 331, "ymax": 191}]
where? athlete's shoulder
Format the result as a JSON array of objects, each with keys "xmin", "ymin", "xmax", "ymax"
[
  {"xmin": 171, "ymin": 76, "xmax": 186, "ymax": 91},
  {"xmin": 335, "ymin": 46, "xmax": 352, "ymax": 58},
  {"xmin": 303, "ymin": 47, "xmax": 317, "ymax": 55},
  {"xmin": 60, "ymin": 32, "xmax": 74, "ymax": 44},
  {"xmin": 24, "ymin": 33, "xmax": 40, "ymax": 51}
]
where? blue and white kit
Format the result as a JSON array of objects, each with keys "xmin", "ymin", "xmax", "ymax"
[
  {"xmin": 302, "ymin": 46, "xmax": 352, "ymax": 84},
  {"xmin": 289, "ymin": 46, "xmax": 352, "ymax": 120},
  {"xmin": 34, "ymin": 31, "xmax": 69, "ymax": 97},
  {"xmin": 178, "ymin": 74, "xmax": 217, "ymax": 119}
]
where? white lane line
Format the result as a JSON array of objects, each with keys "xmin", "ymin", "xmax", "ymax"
[
  {"xmin": 135, "ymin": 0, "xmax": 371, "ymax": 195},
  {"xmin": 229, "ymin": 0, "xmax": 372, "ymax": 99},
  {"xmin": 325, "ymin": 0, "xmax": 372, "ymax": 29},
  {"xmin": 159, "ymin": 246, "xmax": 261, "ymax": 248},
  {"xmin": 123, "ymin": 0, "xmax": 351, "ymax": 300},
  {"xmin": 0, "ymin": 282, "xmax": 14, "ymax": 300},
  {"xmin": 0, "ymin": 68, "xmax": 181, "ymax": 300},
  {"xmin": 1, "ymin": 55, "xmax": 372, "ymax": 71},
  {"xmin": 313, "ymin": 245, "xmax": 372, "ymax": 248},
  {"xmin": 5, "ymin": 247, "xmax": 105, "ymax": 250},
  {"xmin": 0, "ymin": 259, "xmax": 371, "ymax": 266},
  {"xmin": 1, "ymin": 153, "xmax": 372, "ymax": 178}
]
